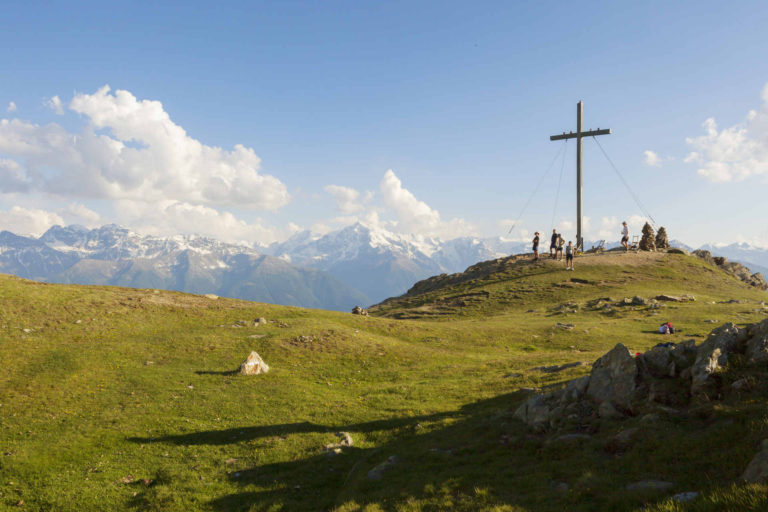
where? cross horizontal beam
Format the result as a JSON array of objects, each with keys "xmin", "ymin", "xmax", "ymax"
[{"xmin": 549, "ymin": 128, "xmax": 611, "ymax": 141}]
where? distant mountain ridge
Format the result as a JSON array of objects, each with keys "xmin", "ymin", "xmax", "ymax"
[
  {"xmin": 0, "ymin": 225, "xmax": 368, "ymax": 311},
  {"xmin": 1, "ymin": 223, "xmax": 764, "ymax": 310}
]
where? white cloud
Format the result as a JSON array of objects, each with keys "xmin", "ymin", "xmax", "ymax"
[
  {"xmin": 0, "ymin": 158, "xmax": 31, "ymax": 192},
  {"xmin": 0, "ymin": 86, "xmax": 289, "ymax": 211},
  {"xmin": 7, "ymin": 102, "xmax": 16, "ymax": 113},
  {"xmin": 61, "ymin": 202, "xmax": 102, "ymax": 227},
  {"xmin": 0, "ymin": 206, "xmax": 64, "ymax": 236},
  {"xmin": 644, "ymin": 150, "xmax": 661, "ymax": 167},
  {"xmin": 686, "ymin": 83, "xmax": 768, "ymax": 182},
  {"xmin": 379, "ymin": 169, "xmax": 474, "ymax": 238},
  {"xmin": 324, "ymin": 185, "xmax": 362, "ymax": 214},
  {"xmin": 113, "ymin": 199, "xmax": 282, "ymax": 245},
  {"xmin": 45, "ymin": 95, "xmax": 64, "ymax": 115}
]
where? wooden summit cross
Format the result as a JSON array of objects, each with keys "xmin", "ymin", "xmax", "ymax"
[{"xmin": 550, "ymin": 101, "xmax": 610, "ymax": 251}]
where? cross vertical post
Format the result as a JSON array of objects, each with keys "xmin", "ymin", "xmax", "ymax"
[{"xmin": 550, "ymin": 101, "xmax": 610, "ymax": 252}]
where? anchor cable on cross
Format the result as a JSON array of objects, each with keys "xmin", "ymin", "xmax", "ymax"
[{"xmin": 549, "ymin": 101, "xmax": 610, "ymax": 251}]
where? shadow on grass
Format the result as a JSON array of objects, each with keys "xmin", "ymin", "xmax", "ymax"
[
  {"xmin": 194, "ymin": 369, "xmax": 239, "ymax": 376},
  {"xmin": 127, "ymin": 379, "xmax": 768, "ymax": 512}
]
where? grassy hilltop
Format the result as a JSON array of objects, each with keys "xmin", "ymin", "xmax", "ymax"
[{"xmin": 1, "ymin": 251, "xmax": 768, "ymax": 511}]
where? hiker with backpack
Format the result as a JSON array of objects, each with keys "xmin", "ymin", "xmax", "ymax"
[{"xmin": 532, "ymin": 232, "xmax": 540, "ymax": 261}]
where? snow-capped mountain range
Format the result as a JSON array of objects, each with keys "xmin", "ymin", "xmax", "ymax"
[
  {"xmin": 1, "ymin": 223, "xmax": 766, "ymax": 310},
  {"xmin": 0, "ymin": 224, "xmax": 368, "ymax": 311},
  {"xmin": 262, "ymin": 222, "xmax": 526, "ymax": 301}
]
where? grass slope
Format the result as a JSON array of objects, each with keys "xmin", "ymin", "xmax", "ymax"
[{"xmin": 1, "ymin": 251, "xmax": 767, "ymax": 511}]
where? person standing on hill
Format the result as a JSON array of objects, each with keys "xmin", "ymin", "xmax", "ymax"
[
  {"xmin": 556, "ymin": 234, "xmax": 565, "ymax": 260},
  {"xmin": 565, "ymin": 241, "xmax": 574, "ymax": 270},
  {"xmin": 532, "ymin": 232, "xmax": 540, "ymax": 261},
  {"xmin": 550, "ymin": 229, "xmax": 558, "ymax": 259},
  {"xmin": 621, "ymin": 221, "xmax": 630, "ymax": 251}
]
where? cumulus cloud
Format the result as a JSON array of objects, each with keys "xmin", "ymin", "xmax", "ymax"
[
  {"xmin": 112, "ymin": 199, "xmax": 282, "ymax": 245},
  {"xmin": 0, "ymin": 206, "xmax": 64, "ymax": 236},
  {"xmin": 0, "ymin": 158, "xmax": 31, "ymax": 192},
  {"xmin": 45, "ymin": 95, "xmax": 64, "ymax": 115},
  {"xmin": 61, "ymin": 202, "xmax": 102, "ymax": 227},
  {"xmin": 686, "ymin": 83, "xmax": 768, "ymax": 182},
  {"xmin": 324, "ymin": 185, "xmax": 362, "ymax": 214},
  {"xmin": 0, "ymin": 86, "xmax": 289, "ymax": 210},
  {"xmin": 379, "ymin": 169, "xmax": 474, "ymax": 238},
  {"xmin": 6, "ymin": 101, "xmax": 16, "ymax": 113},
  {"xmin": 644, "ymin": 150, "xmax": 661, "ymax": 167}
]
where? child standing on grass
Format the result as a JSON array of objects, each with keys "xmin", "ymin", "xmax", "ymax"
[{"xmin": 565, "ymin": 241, "xmax": 574, "ymax": 270}]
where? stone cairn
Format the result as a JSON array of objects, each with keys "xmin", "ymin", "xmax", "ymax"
[
  {"xmin": 639, "ymin": 222, "xmax": 656, "ymax": 251},
  {"xmin": 514, "ymin": 318, "xmax": 768, "ymax": 433},
  {"xmin": 655, "ymin": 226, "xmax": 669, "ymax": 250}
]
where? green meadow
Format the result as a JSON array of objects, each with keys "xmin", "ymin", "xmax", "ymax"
[{"xmin": 1, "ymin": 251, "xmax": 768, "ymax": 511}]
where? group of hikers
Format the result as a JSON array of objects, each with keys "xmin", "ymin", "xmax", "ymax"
[
  {"xmin": 531, "ymin": 229, "xmax": 574, "ymax": 270},
  {"xmin": 530, "ymin": 220, "xmax": 633, "ymax": 270}
]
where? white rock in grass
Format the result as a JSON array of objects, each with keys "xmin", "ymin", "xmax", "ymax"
[{"xmin": 239, "ymin": 351, "xmax": 269, "ymax": 375}]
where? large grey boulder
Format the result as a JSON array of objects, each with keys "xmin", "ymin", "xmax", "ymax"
[
  {"xmin": 741, "ymin": 440, "xmax": 768, "ymax": 483},
  {"xmin": 691, "ymin": 323, "xmax": 745, "ymax": 394},
  {"xmin": 745, "ymin": 318, "xmax": 768, "ymax": 363},
  {"xmin": 586, "ymin": 343, "xmax": 638, "ymax": 411}
]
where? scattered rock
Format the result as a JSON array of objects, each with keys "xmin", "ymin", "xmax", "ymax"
[
  {"xmin": 741, "ymin": 440, "xmax": 768, "ymax": 483},
  {"xmin": 655, "ymin": 294, "xmax": 695, "ymax": 302},
  {"xmin": 555, "ymin": 322, "xmax": 575, "ymax": 330},
  {"xmin": 351, "ymin": 306, "xmax": 368, "ymax": 316},
  {"xmin": 553, "ymin": 482, "xmax": 570, "ymax": 493},
  {"xmin": 367, "ymin": 455, "xmax": 398, "ymax": 480},
  {"xmin": 225, "ymin": 458, "xmax": 237, "ymax": 465},
  {"xmin": 75, "ymin": 319, "xmax": 82, "ymax": 324},
  {"xmin": 255, "ymin": 317, "xmax": 267, "ymax": 326},
  {"xmin": 672, "ymin": 492, "xmax": 699, "ymax": 502},
  {"xmin": 248, "ymin": 334, "xmax": 267, "ymax": 339},
  {"xmin": 325, "ymin": 431, "xmax": 354, "ymax": 454},
  {"xmin": 22, "ymin": 328, "xmax": 32, "ymax": 333},
  {"xmin": 238, "ymin": 351, "xmax": 269, "ymax": 375},
  {"xmin": 626, "ymin": 480, "xmax": 674, "ymax": 492},
  {"xmin": 204, "ymin": 294, "xmax": 219, "ymax": 300}
]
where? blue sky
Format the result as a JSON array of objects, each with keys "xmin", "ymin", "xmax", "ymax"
[{"xmin": 1, "ymin": 1, "xmax": 767, "ymax": 247}]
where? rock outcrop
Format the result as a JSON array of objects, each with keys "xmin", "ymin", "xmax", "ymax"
[
  {"xmin": 692, "ymin": 250, "xmax": 768, "ymax": 291},
  {"xmin": 351, "ymin": 306, "xmax": 369, "ymax": 316},
  {"xmin": 514, "ymin": 318, "xmax": 768, "ymax": 431}
]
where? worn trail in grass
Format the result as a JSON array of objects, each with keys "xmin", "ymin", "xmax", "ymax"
[{"xmin": 1, "ymin": 251, "xmax": 767, "ymax": 511}]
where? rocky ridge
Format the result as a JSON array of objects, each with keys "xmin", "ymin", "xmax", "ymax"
[
  {"xmin": 692, "ymin": 250, "xmax": 768, "ymax": 291},
  {"xmin": 514, "ymin": 318, "xmax": 768, "ymax": 433}
]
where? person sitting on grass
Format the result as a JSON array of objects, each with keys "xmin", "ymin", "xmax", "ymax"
[{"xmin": 565, "ymin": 241, "xmax": 574, "ymax": 270}]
